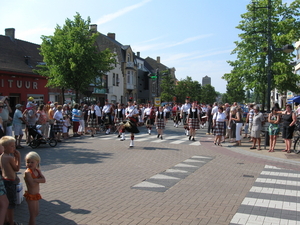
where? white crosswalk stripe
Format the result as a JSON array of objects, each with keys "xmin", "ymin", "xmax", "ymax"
[
  {"xmin": 230, "ymin": 165, "xmax": 300, "ymax": 225},
  {"xmin": 97, "ymin": 133, "xmax": 201, "ymax": 145},
  {"xmin": 131, "ymin": 155, "xmax": 214, "ymax": 192}
]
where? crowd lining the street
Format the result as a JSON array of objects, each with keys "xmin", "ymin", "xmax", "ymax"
[{"xmin": 0, "ymin": 95, "xmax": 299, "ymax": 224}]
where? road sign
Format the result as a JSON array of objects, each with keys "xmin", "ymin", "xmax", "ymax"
[{"xmin": 154, "ymin": 97, "xmax": 161, "ymax": 107}]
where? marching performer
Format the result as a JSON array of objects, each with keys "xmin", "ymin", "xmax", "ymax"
[
  {"xmin": 114, "ymin": 103, "xmax": 125, "ymax": 140},
  {"xmin": 122, "ymin": 98, "xmax": 140, "ymax": 147},
  {"xmin": 181, "ymin": 97, "xmax": 191, "ymax": 136},
  {"xmin": 102, "ymin": 99, "xmax": 112, "ymax": 134},
  {"xmin": 143, "ymin": 102, "xmax": 156, "ymax": 135},
  {"xmin": 172, "ymin": 103, "xmax": 181, "ymax": 127},
  {"xmin": 187, "ymin": 101, "xmax": 201, "ymax": 141},
  {"xmin": 155, "ymin": 106, "xmax": 167, "ymax": 140}
]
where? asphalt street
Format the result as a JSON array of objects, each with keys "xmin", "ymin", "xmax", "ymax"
[{"xmin": 12, "ymin": 121, "xmax": 300, "ymax": 225}]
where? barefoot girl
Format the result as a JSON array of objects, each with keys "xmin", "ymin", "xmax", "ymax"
[{"xmin": 24, "ymin": 151, "xmax": 46, "ymax": 225}]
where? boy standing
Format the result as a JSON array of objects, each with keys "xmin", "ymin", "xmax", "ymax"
[{"xmin": 0, "ymin": 136, "xmax": 21, "ymax": 225}]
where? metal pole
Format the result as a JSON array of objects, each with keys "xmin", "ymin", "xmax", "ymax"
[
  {"xmin": 266, "ymin": 0, "xmax": 272, "ymax": 113},
  {"xmin": 156, "ymin": 68, "xmax": 159, "ymax": 97},
  {"xmin": 265, "ymin": 0, "xmax": 272, "ymax": 148}
]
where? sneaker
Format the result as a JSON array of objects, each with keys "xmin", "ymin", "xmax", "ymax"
[
  {"xmin": 206, "ymin": 133, "xmax": 210, "ymax": 135},
  {"xmin": 160, "ymin": 136, "xmax": 163, "ymax": 140},
  {"xmin": 176, "ymin": 125, "xmax": 178, "ymax": 128}
]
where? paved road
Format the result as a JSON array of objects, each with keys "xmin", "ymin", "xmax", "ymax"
[{"xmin": 12, "ymin": 122, "xmax": 300, "ymax": 224}]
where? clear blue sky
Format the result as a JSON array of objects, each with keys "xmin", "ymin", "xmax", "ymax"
[{"xmin": 0, "ymin": 0, "xmax": 293, "ymax": 93}]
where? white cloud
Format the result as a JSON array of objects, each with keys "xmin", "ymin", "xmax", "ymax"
[
  {"xmin": 167, "ymin": 34, "xmax": 214, "ymax": 47},
  {"xmin": 96, "ymin": 0, "xmax": 152, "ymax": 25}
]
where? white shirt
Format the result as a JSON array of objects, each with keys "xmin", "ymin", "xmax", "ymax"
[
  {"xmin": 126, "ymin": 105, "xmax": 138, "ymax": 118},
  {"xmin": 213, "ymin": 112, "xmax": 226, "ymax": 122},
  {"xmin": 212, "ymin": 106, "xmax": 218, "ymax": 115},
  {"xmin": 102, "ymin": 104, "xmax": 111, "ymax": 114},
  {"xmin": 94, "ymin": 105, "xmax": 102, "ymax": 117},
  {"xmin": 181, "ymin": 103, "xmax": 191, "ymax": 113}
]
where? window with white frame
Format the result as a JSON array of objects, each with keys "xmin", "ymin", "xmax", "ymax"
[
  {"xmin": 116, "ymin": 74, "xmax": 119, "ymax": 86},
  {"xmin": 127, "ymin": 71, "xmax": 131, "ymax": 84}
]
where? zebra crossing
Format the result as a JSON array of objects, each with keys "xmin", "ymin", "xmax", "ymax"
[
  {"xmin": 131, "ymin": 155, "xmax": 214, "ymax": 192},
  {"xmin": 93, "ymin": 132, "xmax": 202, "ymax": 146},
  {"xmin": 230, "ymin": 165, "xmax": 300, "ymax": 225}
]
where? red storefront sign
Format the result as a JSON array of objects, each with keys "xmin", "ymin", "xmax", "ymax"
[{"xmin": 0, "ymin": 73, "xmax": 49, "ymax": 104}]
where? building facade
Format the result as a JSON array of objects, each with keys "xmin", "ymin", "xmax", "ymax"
[{"xmin": 0, "ymin": 28, "xmax": 49, "ymax": 109}]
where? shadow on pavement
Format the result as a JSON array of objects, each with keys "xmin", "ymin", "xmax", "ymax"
[
  {"xmin": 19, "ymin": 144, "xmax": 113, "ymax": 171},
  {"xmin": 142, "ymin": 147, "xmax": 179, "ymax": 151}
]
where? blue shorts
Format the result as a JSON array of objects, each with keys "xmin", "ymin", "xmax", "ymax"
[
  {"xmin": 0, "ymin": 178, "xmax": 6, "ymax": 196},
  {"xmin": 3, "ymin": 179, "xmax": 16, "ymax": 209}
]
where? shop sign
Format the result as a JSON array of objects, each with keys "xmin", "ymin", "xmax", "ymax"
[{"xmin": 0, "ymin": 79, "xmax": 38, "ymax": 89}]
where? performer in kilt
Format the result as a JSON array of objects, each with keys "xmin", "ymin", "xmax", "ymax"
[
  {"xmin": 172, "ymin": 103, "xmax": 181, "ymax": 128},
  {"xmin": 87, "ymin": 104, "xmax": 98, "ymax": 137},
  {"xmin": 53, "ymin": 105, "xmax": 63, "ymax": 142},
  {"xmin": 155, "ymin": 106, "xmax": 167, "ymax": 140},
  {"xmin": 121, "ymin": 98, "xmax": 139, "ymax": 147},
  {"xmin": 212, "ymin": 106, "xmax": 226, "ymax": 146},
  {"xmin": 181, "ymin": 97, "xmax": 191, "ymax": 136},
  {"xmin": 187, "ymin": 102, "xmax": 201, "ymax": 141},
  {"xmin": 114, "ymin": 103, "xmax": 125, "ymax": 140},
  {"xmin": 143, "ymin": 102, "xmax": 156, "ymax": 135},
  {"xmin": 102, "ymin": 99, "xmax": 113, "ymax": 135}
]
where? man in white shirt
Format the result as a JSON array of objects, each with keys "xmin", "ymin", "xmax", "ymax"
[
  {"xmin": 181, "ymin": 97, "xmax": 191, "ymax": 136},
  {"xmin": 94, "ymin": 101, "xmax": 102, "ymax": 132},
  {"xmin": 143, "ymin": 102, "xmax": 156, "ymax": 135},
  {"xmin": 102, "ymin": 99, "xmax": 112, "ymax": 134}
]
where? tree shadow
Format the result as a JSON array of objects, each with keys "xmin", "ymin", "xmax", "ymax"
[{"xmin": 19, "ymin": 142, "xmax": 113, "ymax": 172}]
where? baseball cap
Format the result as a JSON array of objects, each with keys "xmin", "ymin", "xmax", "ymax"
[
  {"xmin": 28, "ymin": 97, "xmax": 34, "ymax": 101},
  {"xmin": 15, "ymin": 104, "xmax": 23, "ymax": 108}
]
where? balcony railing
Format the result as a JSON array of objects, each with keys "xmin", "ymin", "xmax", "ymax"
[
  {"xmin": 126, "ymin": 83, "xmax": 134, "ymax": 90},
  {"xmin": 126, "ymin": 62, "xmax": 134, "ymax": 68}
]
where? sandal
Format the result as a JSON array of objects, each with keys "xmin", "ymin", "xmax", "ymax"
[
  {"xmin": 282, "ymin": 149, "xmax": 288, "ymax": 152},
  {"xmin": 250, "ymin": 147, "xmax": 256, "ymax": 149}
]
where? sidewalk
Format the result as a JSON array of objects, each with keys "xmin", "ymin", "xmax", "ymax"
[{"xmin": 221, "ymin": 132, "xmax": 300, "ymax": 163}]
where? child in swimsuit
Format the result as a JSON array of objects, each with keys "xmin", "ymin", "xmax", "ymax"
[{"xmin": 24, "ymin": 151, "xmax": 46, "ymax": 225}]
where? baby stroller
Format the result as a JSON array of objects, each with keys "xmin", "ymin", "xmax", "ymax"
[{"xmin": 28, "ymin": 125, "xmax": 57, "ymax": 149}]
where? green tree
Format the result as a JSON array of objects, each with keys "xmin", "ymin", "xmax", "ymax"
[
  {"xmin": 224, "ymin": 79, "xmax": 245, "ymax": 104},
  {"xmin": 160, "ymin": 72, "xmax": 175, "ymax": 102},
  {"xmin": 37, "ymin": 13, "xmax": 115, "ymax": 102},
  {"xmin": 223, "ymin": 0, "xmax": 300, "ymax": 107},
  {"xmin": 201, "ymin": 84, "xmax": 218, "ymax": 104},
  {"xmin": 174, "ymin": 76, "xmax": 202, "ymax": 103}
]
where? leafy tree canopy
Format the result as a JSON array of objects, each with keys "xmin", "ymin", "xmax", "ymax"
[
  {"xmin": 36, "ymin": 12, "xmax": 116, "ymax": 102},
  {"xmin": 223, "ymin": 0, "xmax": 300, "ymax": 105}
]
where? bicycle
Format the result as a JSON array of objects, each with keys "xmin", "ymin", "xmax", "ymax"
[{"xmin": 293, "ymin": 119, "xmax": 300, "ymax": 154}]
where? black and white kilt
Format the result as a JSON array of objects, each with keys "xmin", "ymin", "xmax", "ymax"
[
  {"xmin": 53, "ymin": 121, "xmax": 63, "ymax": 133},
  {"xmin": 88, "ymin": 118, "xmax": 98, "ymax": 128},
  {"xmin": 145, "ymin": 117, "xmax": 154, "ymax": 126},
  {"xmin": 103, "ymin": 113, "xmax": 112, "ymax": 125},
  {"xmin": 214, "ymin": 121, "xmax": 225, "ymax": 136},
  {"xmin": 156, "ymin": 118, "xmax": 165, "ymax": 129},
  {"xmin": 188, "ymin": 118, "xmax": 200, "ymax": 129}
]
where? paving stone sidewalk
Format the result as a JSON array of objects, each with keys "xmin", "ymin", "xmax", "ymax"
[{"xmin": 12, "ymin": 124, "xmax": 300, "ymax": 225}]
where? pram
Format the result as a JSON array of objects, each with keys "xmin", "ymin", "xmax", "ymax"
[{"xmin": 28, "ymin": 125, "xmax": 57, "ymax": 149}]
